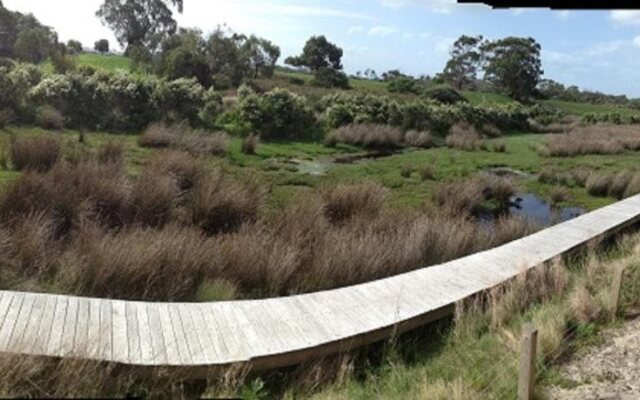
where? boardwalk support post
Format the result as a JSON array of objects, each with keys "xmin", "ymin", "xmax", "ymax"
[
  {"xmin": 611, "ymin": 264, "xmax": 625, "ymax": 319},
  {"xmin": 518, "ymin": 323, "xmax": 538, "ymax": 400}
]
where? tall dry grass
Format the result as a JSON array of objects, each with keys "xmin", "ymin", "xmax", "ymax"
[
  {"xmin": 542, "ymin": 124, "xmax": 640, "ymax": 157},
  {"xmin": 445, "ymin": 123, "xmax": 486, "ymax": 151},
  {"xmin": 139, "ymin": 123, "xmax": 228, "ymax": 156},
  {"xmin": 326, "ymin": 124, "xmax": 433, "ymax": 149},
  {"xmin": 10, "ymin": 135, "xmax": 61, "ymax": 172}
]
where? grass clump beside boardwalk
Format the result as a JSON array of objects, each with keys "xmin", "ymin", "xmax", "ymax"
[{"xmin": 2, "ymin": 228, "xmax": 639, "ymax": 398}]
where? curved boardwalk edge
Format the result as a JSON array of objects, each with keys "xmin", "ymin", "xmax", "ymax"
[{"xmin": 1, "ymin": 195, "xmax": 640, "ymax": 370}]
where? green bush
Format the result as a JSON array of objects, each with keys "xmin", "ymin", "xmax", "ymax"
[
  {"xmin": 387, "ymin": 76, "xmax": 420, "ymax": 94},
  {"xmin": 239, "ymin": 88, "xmax": 316, "ymax": 139},
  {"xmin": 107, "ymin": 71, "xmax": 160, "ymax": 131},
  {"xmin": 311, "ymin": 67, "xmax": 350, "ymax": 89},
  {"xmin": 424, "ymin": 85, "xmax": 467, "ymax": 104},
  {"xmin": 155, "ymin": 77, "xmax": 205, "ymax": 126}
]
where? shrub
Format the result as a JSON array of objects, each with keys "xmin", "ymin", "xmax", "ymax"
[
  {"xmin": 107, "ymin": 71, "xmax": 159, "ymax": 131},
  {"xmin": 239, "ymin": 88, "xmax": 316, "ymax": 140},
  {"xmin": 10, "ymin": 135, "xmax": 61, "ymax": 172},
  {"xmin": 191, "ymin": 172, "xmax": 262, "ymax": 235},
  {"xmin": 0, "ymin": 109, "xmax": 13, "ymax": 129},
  {"xmin": 321, "ymin": 182, "xmax": 386, "ymax": 224},
  {"xmin": 424, "ymin": 86, "xmax": 466, "ymax": 104},
  {"xmin": 36, "ymin": 106, "xmax": 64, "ymax": 130},
  {"xmin": 387, "ymin": 76, "xmax": 419, "ymax": 94},
  {"xmin": 200, "ymin": 88, "xmax": 224, "ymax": 128},
  {"xmin": 312, "ymin": 67, "xmax": 350, "ymax": 89},
  {"xmin": 155, "ymin": 77, "xmax": 206, "ymax": 125},
  {"xmin": 446, "ymin": 123, "xmax": 485, "ymax": 151},
  {"xmin": 326, "ymin": 123, "xmax": 404, "ymax": 149},
  {"xmin": 242, "ymin": 134, "xmax": 260, "ymax": 155}
]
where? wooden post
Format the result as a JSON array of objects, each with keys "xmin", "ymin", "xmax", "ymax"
[
  {"xmin": 611, "ymin": 264, "xmax": 625, "ymax": 318},
  {"xmin": 518, "ymin": 323, "xmax": 538, "ymax": 400}
]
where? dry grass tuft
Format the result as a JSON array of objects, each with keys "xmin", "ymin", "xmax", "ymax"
[
  {"xmin": 241, "ymin": 134, "xmax": 260, "ymax": 155},
  {"xmin": 404, "ymin": 129, "xmax": 434, "ymax": 148},
  {"xmin": 96, "ymin": 141, "xmax": 125, "ymax": 165},
  {"xmin": 585, "ymin": 172, "xmax": 611, "ymax": 197},
  {"xmin": 59, "ymin": 225, "xmax": 215, "ymax": 301},
  {"xmin": 321, "ymin": 182, "xmax": 386, "ymax": 224},
  {"xmin": 569, "ymin": 282, "xmax": 601, "ymax": 324},
  {"xmin": 138, "ymin": 122, "xmax": 176, "ymax": 148},
  {"xmin": 446, "ymin": 123, "xmax": 486, "ymax": 151},
  {"xmin": 10, "ymin": 135, "xmax": 61, "ymax": 172},
  {"xmin": 549, "ymin": 186, "xmax": 570, "ymax": 206},
  {"xmin": 139, "ymin": 123, "xmax": 228, "ymax": 156},
  {"xmin": 326, "ymin": 124, "xmax": 404, "ymax": 149},
  {"xmin": 542, "ymin": 124, "xmax": 640, "ymax": 157},
  {"xmin": 191, "ymin": 172, "xmax": 262, "ymax": 235}
]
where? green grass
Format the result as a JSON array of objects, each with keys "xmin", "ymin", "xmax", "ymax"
[
  {"xmin": 75, "ymin": 53, "xmax": 132, "ymax": 72},
  {"xmin": 463, "ymin": 91, "xmax": 514, "ymax": 106},
  {"xmin": 543, "ymin": 99, "xmax": 640, "ymax": 116},
  {"xmin": 42, "ymin": 52, "xmax": 133, "ymax": 74}
]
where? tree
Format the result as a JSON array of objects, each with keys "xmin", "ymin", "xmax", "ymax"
[
  {"xmin": 14, "ymin": 24, "xmax": 57, "ymax": 63},
  {"xmin": 205, "ymin": 27, "xmax": 248, "ymax": 88},
  {"xmin": 67, "ymin": 39, "xmax": 83, "ymax": 54},
  {"xmin": 94, "ymin": 39, "xmax": 110, "ymax": 53},
  {"xmin": 158, "ymin": 28, "xmax": 211, "ymax": 86},
  {"xmin": 96, "ymin": 0, "xmax": 183, "ymax": 57},
  {"xmin": 482, "ymin": 37, "xmax": 543, "ymax": 102},
  {"xmin": 241, "ymin": 35, "xmax": 280, "ymax": 78},
  {"xmin": 285, "ymin": 35, "xmax": 343, "ymax": 71},
  {"xmin": 286, "ymin": 36, "xmax": 348, "ymax": 88},
  {"xmin": 441, "ymin": 35, "xmax": 483, "ymax": 90}
]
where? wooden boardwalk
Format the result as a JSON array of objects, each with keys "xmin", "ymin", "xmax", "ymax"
[{"xmin": 1, "ymin": 195, "xmax": 640, "ymax": 370}]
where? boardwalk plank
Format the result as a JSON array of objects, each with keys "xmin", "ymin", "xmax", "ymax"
[{"xmin": 0, "ymin": 292, "xmax": 24, "ymax": 351}]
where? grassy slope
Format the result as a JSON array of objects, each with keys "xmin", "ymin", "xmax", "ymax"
[{"xmin": 65, "ymin": 54, "xmax": 640, "ymax": 116}]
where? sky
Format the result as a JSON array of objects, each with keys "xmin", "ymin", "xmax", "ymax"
[{"xmin": 5, "ymin": 0, "xmax": 640, "ymax": 97}]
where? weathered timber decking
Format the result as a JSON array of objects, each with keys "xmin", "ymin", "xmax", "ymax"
[{"xmin": 0, "ymin": 194, "xmax": 639, "ymax": 370}]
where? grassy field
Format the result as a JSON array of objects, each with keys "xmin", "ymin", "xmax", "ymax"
[{"xmin": 543, "ymin": 99, "xmax": 640, "ymax": 116}]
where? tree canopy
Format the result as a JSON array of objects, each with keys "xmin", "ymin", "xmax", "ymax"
[
  {"xmin": 441, "ymin": 35, "xmax": 483, "ymax": 90},
  {"xmin": 285, "ymin": 35, "xmax": 343, "ymax": 71},
  {"xmin": 482, "ymin": 37, "xmax": 543, "ymax": 102},
  {"xmin": 96, "ymin": 0, "xmax": 183, "ymax": 56}
]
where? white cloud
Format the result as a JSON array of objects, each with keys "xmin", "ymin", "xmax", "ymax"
[
  {"xmin": 368, "ymin": 26, "xmax": 398, "ymax": 36},
  {"xmin": 348, "ymin": 26, "xmax": 365, "ymax": 35},
  {"xmin": 380, "ymin": 0, "xmax": 458, "ymax": 14},
  {"xmin": 633, "ymin": 35, "xmax": 640, "ymax": 48},
  {"xmin": 610, "ymin": 10, "xmax": 640, "ymax": 26},
  {"xmin": 555, "ymin": 10, "xmax": 570, "ymax": 20}
]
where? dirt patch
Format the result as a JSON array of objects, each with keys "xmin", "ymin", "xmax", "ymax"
[{"xmin": 546, "ymin": 318, "xmax": 640, "ymax": 400}]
